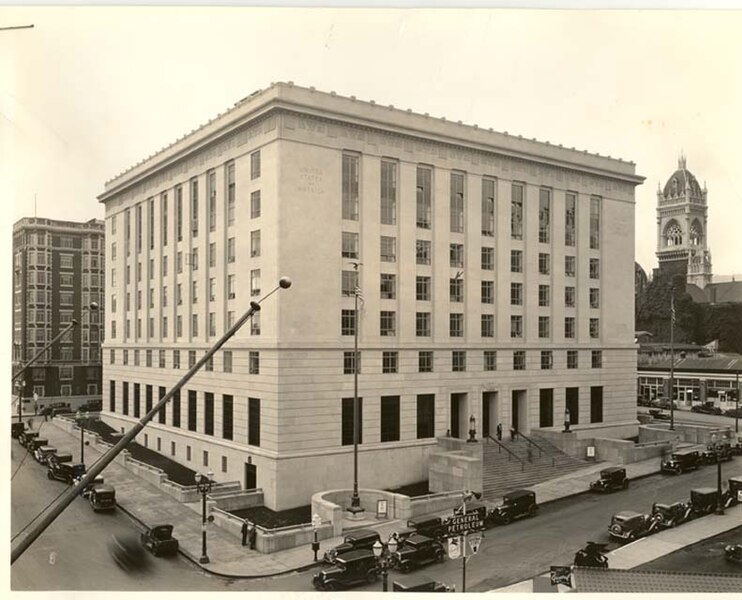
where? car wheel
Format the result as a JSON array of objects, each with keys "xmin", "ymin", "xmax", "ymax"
[
  {"xmin": 325, "ymin": 582, "xmax": 337, "ymax": 591},
  {"xmin": 528, "ymin": 505, "xmax": 538, "ymax": 517},
  {"xmin": 627, "ymin": 531, "xmax": 636, "ymax": 542},
  {"xmin": 501, "ymin": 514, "xmax": 512, "ymax": 525},
  {"xmin": 401, "ymin": 562, "xmax": 412, "ymax": 574},
  {"xmin": 47, "ymin": 471, "xmax": 53, "ymax": 480}
]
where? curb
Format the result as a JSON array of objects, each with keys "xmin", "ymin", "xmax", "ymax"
[{"xmin": 115, "ymin": 500, "xmax": 319, "ymax": 580}]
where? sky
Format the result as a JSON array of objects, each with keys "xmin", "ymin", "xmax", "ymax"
[{"xmin": 2, "ymin": 6, "xmax": 742, "ymax": 277}]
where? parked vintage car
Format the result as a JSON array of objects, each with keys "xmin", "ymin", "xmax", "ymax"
[
  {"xmin": 608, "ymin": 510, "xmax": 661, "ymax": 541},
  {"xmin": 48, "ymin": 452, "xmax": 72, "ymax": 466},
  {"xmin": 48, "ymin": 460, "xmax": 85, "ymax": 484},
  {"xmin": 651, "ymin": 500, "xmax": 692, "ymax": 529},
  {"xmin": 323, "ymin": 529, "xmax": 381, "ymax": 564},
  {"xmin": 86, "ymin": 484, "xmax": 116, "ymax": 511},
  {"xmin": 688, "ymin": 487, "xmax": 720, "ymax": 517},
  {"xmin": 573, "ymin": 541, "xmax": 609, "ymax": 568},
  {"xmin": 490, "ymin": 489, "xmax": 538, "ymax": 525},
  {"xmin": 691, "ymin": 403, "xmax": 723, "ymax": 415},
  {"xmin": 590, "ymin": 467, "xmax": 629, "ymax": 493},
  {"xmin": 28, "ymin": 438, "xmax": 49, "ymax": 455},
  {"xmin": 141, "ymin": 524, "xmax": 179, "ymax": 557},
  {"xmin": 82, "ymin": 475, "xmax": 106, "ymax": 495},
  {"xmin": 391, "ymin": 534, "xmax": 445, "ymax": 573},
  {"xmin": 727, "ymin": 476, "xmax": 742, "ymax": 506},
  {"xmin": 11, "ymin": 422, "xmax": 25, "ymax": 439},
  {"xmin": 392, "ymin": 575, "xmax": 452, "ymax": 592},
  {"xmin": 18, "ymin": 430, "xmax": 39, "ymax": 448},
  {"xmin": 724, "ymin": 544, "xmax": 742, "ymax": 564},
  {"xmin": 701, "ymin": 444, "xmax": 733, "ymax": 465},
  {"xmin": 406, "ymin": 516, "xmax": 448, "ymax": 541},
  {"xmin": 313, "ymin": 549, "xmax": 378, "ymax": 590},
  {"xmin": 78, "ymin": 400, "xmax": 103, "ymax": 412},
  {"xmin": 649, "ymin": 408, "xmax": 671, "ymax": 421},
  {"xmin": 724, "ymin": 407, "xmax": 742, "ymax": 419},
  {"xmin": 661, "ymin": 449, "xmax": 700, "ymax": 475},
  {"xmin": 33, "ymin": 445, "xmax": 58, "ymax": 465}
]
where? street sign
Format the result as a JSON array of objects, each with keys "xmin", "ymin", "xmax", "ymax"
[
  {"xmin": 468, "ymin": 534, "xmax": 482, "ymax": 555},
  {"xmin": 448, "ymin": 536, "xmax": 462, "ymax": 560},
  {"xmin": 446, "ymin": 506, "xmax": 486, "ymax": 535}
]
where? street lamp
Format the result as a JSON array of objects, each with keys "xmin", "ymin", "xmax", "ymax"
[
  {"xmin": 467, "ymin": 414, "xmax": 478, "ymax": 443},
  {"xmin": 348, "ymin": 261, "xmax": 364, "ymax": 515},
  {"xmin": 76, "ymin": 410, "xmax": 89, "ymax": 467},
  {"xmin": 311, "ymin": 513, "xmax": 322, "ymax": 562},
  {"xmin": 713, "ymin": 439, "xmax": 726, "ymax": 516},
  {"xmin": 194, "ymin": 469, "xmax": 215, "ymax": 564},
  {"xmin": 372, "ymin": 534, "xmax": 399, "ymax": 592},
  {"xmin": 14, "ymin": 380, "xmax": 24, "ymax": 424},
  {"xmin": 563, "ymin": 408, "xmax": 571, "ymax": 433}
]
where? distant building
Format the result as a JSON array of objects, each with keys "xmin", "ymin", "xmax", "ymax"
[
  {"xmin": 99, "ymin": 82, "xmax": 644, "ymax": 510},
  {"xmin": 12, "ymin": 217, "xmax": 105, "ymax": 399}
]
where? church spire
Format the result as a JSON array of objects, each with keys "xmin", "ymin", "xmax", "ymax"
[{"xmin": 678, "ymin": 151, "xmax": 686, "ymax": 170}]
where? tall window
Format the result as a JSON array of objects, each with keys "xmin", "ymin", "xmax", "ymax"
[
  {"xmin": 481, "ymin": 247, "xmax": 495, "ymax": 270},
  {"xmin": 223, "ymin": 350, "xmax": 232, "ymax": 373},
  {"xmin": 382, "ymin": 351, "xmax": 398, "ymax": 374},
  {"xmin": 249, "ymin": 351, "xmax": 260, "ymax": 374},
  {"xmin": 450, "ymin": 278, "xmax": 464, "ymax": 302},
  {"xmin": 539, "ymin": 188, "xmax": 551, "ymax": 243},
  {"xmin": 416, "ymin": 166, "xmax": 432, "ymax": 228},
  {"xmin": 418, "ymin": 351, "xmax": 434, "ymax": 373},
  {"xmin": 481, "ymin": 280, "xmax": 494, "ymax": 304},
  {"xmin": 511, "ymin": 250, "xmax": 523, "ymax": 273},
  {"xmin": 342, "ymin": 154, "xmax": 359, "ymax": 220},
  {"xmin": 539, "ymin": 253, "xmax": 551, "ymax": 275},
  {"xmin": 380, "ymin": 274, "xmax": 396, "ymax": 299},
  {"xmin": 226, "ymin": 163, "xmax": 235, "ymax": 226},
  {"xmin": 511, "ymin": 183, "xmax": 524, "ymax": 240},
  {"xmin": 248, "ymin": 398, "xmax": 260, "ymax": 446},
  {"xmin": 450, "ymin": 313, "xmax": 464, "ymax": 337},
  {"xmin": 341, "ymin": 309, "xmax": 356, "ymax": 335},
  {"xmin": 538, "ymin": 316, "xmax": 550, "ymax": 338},
  {"xmin": 122, "ymin": 382, "xmax": 130, "ymax": 415},
  {"xmin": 565, "ymin": 317, "xmax": 576, "ymax": 339},
  {"xmin": 343, "ymin": 351, "xmax": 361, "ymax": 375},
  {"xmin": 484, "ymin": 350, "xmax": 497, "ymax": 371},
  {"xmin": 589, "ymin": 258, "xmax": 600, "ymax": 279},
  {"xmin": 450, "ymin": 172, "xmax": 465, "ymax": 233},
  {"xmin": 417, "ymin": 394, "xmax": 435, "ymax": 438},
  {"xmin": 416, "ymin": 276, "xmax": 431, "ymax": 301},
  {"xmin": 227, "ymin": 237, "xmax": 235, "ymax": 263},
  {"xmin": 513, "ymin": 350, "xmax": 526, "ymax": 370},
  {"xmin": 380, "ymin": 311, "xmax": 396, "ymax": 336},
  {"xmin": 589, "ymin": 318, "xmax": 600, "ymax": 339},
  {"xmin": 136, "ymin": 204, "xmax": 143, "ymax": 253},
  {"xmin": 450, "ymin": 243, "xmax": 464, "ymax": 268},
  {"xmin": 190, "ymin": 179, "xmax": 199, "ymax": 238},
  {"xmin": 565, "ymin": 192, "xmax": 576, "ymax": 246},
  {"xmin": 380, "ymin": 160, "xmax": 397, "ymax": 225},
  {"xmin": 380, "ymin": 236, "xmax": 396, "ymax": 262},
  {"xmin": 416, "ymin": 312, "xmax": 431, "ymax": 337},
  {"xmin": 208, "ymin": 170, "xmax": 217, "ymax": 232},
  {"xmin": 591, "ymin": 350, "xmax": 603, "ymax": 369},
  {"xmin": 342, "ymin": 270, "xmax": 358, "ymax": 297},
  {"xmin": 511, "ymin": 315, "xmax": 523, "ymax": 338},
  {"xmin": 481, "ymin": 314, "xmax": 494, "ymax": 337},
  {"xmin": 590, "ymin": 196, "xmax": 601, "ymax": 249},
  {"xmin": 148, "ymin": 197, "xmax": 155, "ymax": 249},
  {"xmin": 416, "ymin": 240, "xmax": 431, "ymax": 265},
  {"xmin": 176, "ymin": 186, "xmax": 183, "ymax": 241},
  {"xmin": 251, "ymin": 230, "xmax": 261, "ymax": 257},
  {"xmin": 567, "ymin": 350, "xmax": 578, "ymax": 369},
  {"xmin": 250, "ymin": 150, "xmax": 261, "ymax": 179},
  {"xmin": 590, "ymin": 386, "xmax": 603, "ymax": 423},
  {"xmin": 341, "ymin": 397, "xmax": 363, "ymax": 445},
  {"xmin": 538, "ymin": 284, "xmax": 550, "ymax": 307},
  {"xmin": 250, "ymin": 269, "xmax": 261, "ymax": 296},
  {"xmin": 222, "ymin": 395, "xmax": 233, "ymax": 440},
  {"xmin": 251, "ymin": 190, "xmax": 261, "ymax": 218},
  {"xmin": 511, "ymin": 282, "xmax": 523, "ymax": 305},
  {"xmin": 482, "ymin": 178, "xmax": 495, "ymax": 236},
  {"xmin": 566, "ymin": 387, "xmax": 579, "ymax": 424},
  {"xmin": 204, "ymin": 392, "xmax": 214, "ymax": 435},
  {"xmin": 590, "ymin": 288, "xmax": 600, "ymax": 309},
  {"xmin": 565, "ymin": 256, "xmax": 576, "ymax": 277},
  {"xmin": 380, "ymin": 396, "xmax": 400, "ymax": 442},
  {"xmin": 541, "ymin": 351, "xmax": 553, "ymax": 370},
  {"xmin": 342, "ymin": 232, "xmax": 359, "ymax": 259}
]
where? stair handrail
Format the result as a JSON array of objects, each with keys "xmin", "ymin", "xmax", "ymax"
[
  {"xmin": 517, "ymin": 431, "xmax": 555, "ymax": 466},
  {"xmin": 485, "ymin": 435, "xmax": 525, "ymax": 471}
]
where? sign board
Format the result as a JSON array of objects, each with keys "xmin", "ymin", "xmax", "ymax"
[
  {"xmin": 448, "ymin": 536, "xmax": 462, "ymax": 560},
  {"xmin": 549, "ymin": 566, "xmax": 573, "ymax": 588},
  {"xmin": 446, "ymin": 507, "xmax": 486, "ymax": 535},
  {"xmin": 468, "ymin": 534, "xmax": 482, "ymax": 555},
  {"xmin": 586, "ymin": 446, "xmax": 596, "ymax": 458},
  {"xmin": 376, "ymin": 499, "xmax": 388, "ymax": 519}
]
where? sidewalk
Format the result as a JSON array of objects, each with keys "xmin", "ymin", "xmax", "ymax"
[{"xmin": 28, "ymin": 419, "xmax": 678, "ymax": 581}]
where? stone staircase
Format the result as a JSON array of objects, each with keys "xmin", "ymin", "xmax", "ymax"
[{"xmin": 482, "ymin": 433, "xmax": 590, "ymax": 500}]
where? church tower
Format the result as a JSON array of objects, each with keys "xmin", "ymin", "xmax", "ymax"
[{"xmin": 656, "ymin": 154, "xmax": 712, "ymax": 288}]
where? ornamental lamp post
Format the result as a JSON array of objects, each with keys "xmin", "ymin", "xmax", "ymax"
[
  {"xmin": 76, "ymin": 410, "xmax": 89, "ymax": 466},
  {"xmin": 311, "ymin": 513, "xmax": 322, "ymax": 562},
  {"xmin": 563, "ymin": 409, "xmax": 571, "ymax": 433},
  {"xmin": 195, "ymin": 469, "xmax": 215, "ymax": 563},
  {"xmin": 467, "ymin": 414, "xmax": 478, "ymax": 443},
  {"xmin": 372, "ymin": 534, "xmax": 399, "ymax": 592}
]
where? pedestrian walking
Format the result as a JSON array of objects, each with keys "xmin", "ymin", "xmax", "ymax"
[
  {"xmin": 509, "ymin": 427, "xmax": 515, "ymax": 442},
  {"xmin": 496, "ymin": 423, "xmax": 503, "ymax": 441},
  {"xmin": 249, "ymin": 523, "xmax": 257, "ymax": 550},
  {"xmin": 527, "ymin": 446, "xmax": 533, "ymax": 463},
  {"xmin": 241, "ymin": 519, "xmax": 250, "ymax": 546}
]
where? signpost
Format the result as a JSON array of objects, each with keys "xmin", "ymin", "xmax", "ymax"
[{"xmin": 445, "ymin": 504, "xmax": 485, "ymax": 592}]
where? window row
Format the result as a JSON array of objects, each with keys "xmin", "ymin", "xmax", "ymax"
[
  {"xmin": 341, "ymin": 154, "xmax": 602, "ymax": 248},
  {"xmin": 110, "ymin": 348, "xmax": 259, "ymax": 374}
]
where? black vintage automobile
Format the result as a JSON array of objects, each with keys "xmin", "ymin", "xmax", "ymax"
[
  {"xmin": 651, "ymin": 500, "xmax": 692, "ymax": 529},
  {"xmin": 11, "ymin": 422, "xmax": 25, "ymax": 439},
  {"xmin": 48, "ymin": 460, "xmax": 85, "ymax": 484},
  {"xmin": 18, "ymin": 430, "xmax": 39, "ymax": 448},
  {"xmin": 608, "ymin": 510, "xmax": 661, "ymax": 542},
  {"xmin": 86, "ymin": 484, "xmax": 116, "ymax": 512},
  {"xmin": 727, "ymin": 476, "xmax": 742, "ymax": 506},
  {"xmin": 590, "ymin": 467, "xmax": 629, "ymax": 493},
  {"xmin": 392, "ymin": 575, "xmax": 452, "ymax": 592},
  {"xmin": 660, "ymin": 449, "xmax": 700, "ymax": 475},
  {"xmin": 109, "ymin": 533, "xmax": 151, "ymax": 573},
  {"xmin": 573, "ymin": 542, "xmax": 609, "ymax": 568},
  {"xmin": 141, "ymin": 524, "xmax": 179, "ymax": 557},
  {"xmin": 391, "ymin": 534, "xmax": 445, "ymax": 573},
  {"xmin": 313, "ymin": 549, "xmax": 378, "ymax": 591},
  {"xmin": 490, "ymin": 489, "xmax": 538, "ymax": 525},
  {"xmin": 688, "ymin": 487, "xmax": 720, "ymax": 517},
  {"xmin": 406, "ymin": 516, "xmax": 448, "ymax": 541},
  {"xmin": 33, "ymin": 445, "xmax": 58, "ymax": 465},
  {"xmin": 28, "ymin": 438, "xmax": 49, "ymax": 455},
  {"xmin": 701, "ymin": 443, "xmax": 733, "ymax": 465},
  {"xmin": 691, "ymin": 403, "xmax": 723, "ymax": 415},
  {"xmin": 323, "ymin": 529, "xmax": 381, "ymax": 564},
  {"xmin": 724, "ymin": 544, "xmax": 742, "ymax": 564}
]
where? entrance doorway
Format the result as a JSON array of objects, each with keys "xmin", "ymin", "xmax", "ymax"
[
  {"xmin": 450, "ymin": 393, "xmax": 467, "ymax": 438},
  {"xmin": 244, "ymin": 462, "xmax": 257, "ymax": 490},
  {"xmin": 511, "ymin": 390, "xmax": 528, "ymax": 433},
  {"xmin": 482, "ymin": 391, "xmax": 498, "ymax": 437}
]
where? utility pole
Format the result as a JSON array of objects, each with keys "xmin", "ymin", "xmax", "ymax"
[{"xmin": 11, "ymin": 278, "xmax": 291, "ymax": 565}]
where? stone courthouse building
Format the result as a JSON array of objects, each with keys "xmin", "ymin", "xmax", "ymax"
[{"xmin": 99, "ymin": 82, "xmax": 644, "ymax": 510}]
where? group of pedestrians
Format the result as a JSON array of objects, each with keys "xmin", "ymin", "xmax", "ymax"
[
  {"xmin": 240, "ymin": 519, "xmax": 257, "ymax": 549},
  {"xmin": 494, "ymin": 422, "xmax": 519, "ymax": 443}
]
